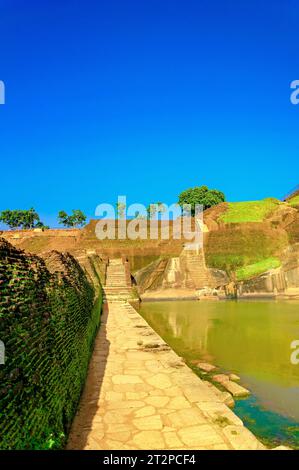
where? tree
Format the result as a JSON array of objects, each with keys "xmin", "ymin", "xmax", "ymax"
[
  {"xmin": 116, "ymin": 202, "xmax": 126, "ymax": 219},
  {"xmin": 0, "ymin": 208, "xmax": 47, "ymax": 230},
  {"xmin": 178, "ymin": 186, "xmax": 225, "ymax": 215},
  {"xmin": 71, "ymin": 210, "xmax": 87, "ymax": 227},
  {"xmin": 58, "ymin": 210, "xmax": 87, "ymax": 228},
  {"xmin": 20, "ymin": 208, "xmax": 40, "ymax": 229},
  {"xmin": 146, "ymin": 202, "xmax": 166, "ymax": 220},
  {"xmin": 0, "ymin": 210, "xmax": 21, "ymax": 229}
]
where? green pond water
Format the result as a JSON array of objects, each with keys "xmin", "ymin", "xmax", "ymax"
[{"xmin": 140, "ymin": 300, "xmax": 299, "ymax": 449}]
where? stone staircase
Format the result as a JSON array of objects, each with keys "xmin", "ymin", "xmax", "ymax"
[
  {"xmin": 182, "ymin": 249, "xmax": 211, "ymax": 289},
  {"xmin": 103, "ymin": 258, "xmax": 133, "ymax": 302}
]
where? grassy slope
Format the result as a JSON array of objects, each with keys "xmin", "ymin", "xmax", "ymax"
[
  {"xmin": 236, "ymin": 257, "xmax": 281, "ymax": 281},
  {"xmin": 206, "ymin": 198, "xmax": 288, "ymax": 277},
  {"xmin": 288, "ymin": 194, "xmax": 299, "ymax": 207},
  {"xmin": 219, "ymin": 198, "xmax": 281, "ymax": 223}
]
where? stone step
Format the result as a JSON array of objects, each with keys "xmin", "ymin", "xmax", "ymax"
[
  {"xmin": 106, "ymin": 272, "xmax": 126, "ymax": 276},
  {"xmin": 104, "ymin": 284, "xmax": 129, "ymax": 289},
  {"xmin": 106, "ymin": 275, "xmax": 126, "ymax": 279},
  {"xmin": 103, "ymin": 288, "xmax": 131, "ymax": 292},
  {"xmin": 106, "ymin": 274, "xmax": 126, "ymax": 279},
  {"xmin": 103, "ymin": 296, "xmax": 132, "ymax": 302}
]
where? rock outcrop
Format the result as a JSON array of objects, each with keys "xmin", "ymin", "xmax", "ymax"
[{"xmin": 237, "ymin": 244, "xmax": 299, "ymax": 298}]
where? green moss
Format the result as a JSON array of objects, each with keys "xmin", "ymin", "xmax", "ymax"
[
  {"xmin": 236, "ymin": 257, "xmax": 281, "ymax": 281},
  {"xmin": 288, "ymin": 194, "xmax": 299, "ymax": 207},
  {"xmin": 205, "ymin": 225, "xmax": 288, "ymax": 274},
  {"xmin": 219, "ymin": 198, "xmax": 281, "ymax": 224},
  {"xmin": 212, "ymin": 416, "xmax": 232, "ymax": 428}
]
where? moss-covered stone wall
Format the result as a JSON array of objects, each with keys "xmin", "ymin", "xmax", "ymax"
[{"xmin": 0, "ymin": 238, "xmax": 102, "ymax": 449}]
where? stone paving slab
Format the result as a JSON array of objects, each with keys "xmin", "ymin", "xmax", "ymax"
[{"xmin": 67, "ymin": 301, "xmax": 265, "ymax": 450}]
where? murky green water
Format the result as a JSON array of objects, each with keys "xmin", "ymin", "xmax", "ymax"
[{"xmin": 140, "ymin": 300, "xmax": 299, "ymax": 448}]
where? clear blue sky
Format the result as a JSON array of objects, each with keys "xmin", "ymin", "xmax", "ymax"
[{"xmin": 0, "ymin": 0, "xmax": 298, "ymax": 227}]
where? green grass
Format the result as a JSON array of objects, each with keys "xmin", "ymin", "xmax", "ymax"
[
  {"xmin": 236, "ymin": 257, "xmax": 281, "ymax": 281},
  {"xmin": 288, "ymin": 194, "xmax": 299, "ymax": 207},
  {"xmin": 219, "ymin": 198, "xmax": 281, "ymax": 224}
]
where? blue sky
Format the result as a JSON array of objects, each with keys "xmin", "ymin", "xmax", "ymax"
[{"xmin": 0, "ymin": 0, "xmax": 298, "ymax": 227}]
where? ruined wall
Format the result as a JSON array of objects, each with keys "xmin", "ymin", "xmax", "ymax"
[
  {"xmin": 0, "ymin": 238, "xmax": 102, "ymax": 449},
  {"xmin": 205, "ymin": 225, "xmax": 288, "ymax": 272},
  {"xmin": 237, "ymin": 245, "xmax": 299, "ymax": 298},
  {"xmin": 0, "ymin": 221, "xmax": 190, "ymax": 272},
  {"xmin": 135, "ymin": 251, "xmax": 228, "ymax": 294}
]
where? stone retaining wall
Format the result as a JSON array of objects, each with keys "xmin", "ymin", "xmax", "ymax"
[{"xmin": 0, "ymin": 238, "xmax": 102, "ymax": 449}]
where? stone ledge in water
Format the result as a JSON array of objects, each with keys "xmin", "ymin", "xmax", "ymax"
[
  {"xmin": 196, "ymin": 362, "xmax": 217, "ymax": 372},
  {"xmin": 213, "ymin": 374, "xmax": 230, "ymax": 384},
  {"xmin": 223, "ymin": 380, "xmax": 250, "ymax": 398},
  {"xmin": 205, "ymin": 382, "xmax": 235, "ymax": 408},
  {"xmin": 229, "ymin": 373, "xmax": 240, "ymax": 382},
  {"xmin": 212, "ymin": 374, "xmax": 250, "ymax": 397}
]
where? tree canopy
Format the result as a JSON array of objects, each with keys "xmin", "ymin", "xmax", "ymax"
[
  {"xmin": 146, "ymin": 202, "xmax": 166, "ymax": 219},
  {"xmin": 116, "ymin": 202, "xmax": 126, "ymax": 219},
  {"xmin": 0, "ymin": 208, "xmax": 48, "ymax": 230},
  {"xmin": 178, "ymin": 185, "xmax": 225, "ymax": 215},
  {"xmin": 58, "ymin": 210, "xmax": 87, "ymax": 228}
]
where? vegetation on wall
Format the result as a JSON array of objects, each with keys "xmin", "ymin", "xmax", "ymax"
[
  {"xmin": 288, "ymin": 194, "xmax": 299, "ymax": 207},
  {"xmin": 205, "ymin": 226, "xmax": 288, "ymax": 276},
  {"xmin": 0, "ymin": 239, "xmax": 102, "ymax": 450},
  {"xmin": 236, "ymin": 257, "xmax": 281, "ymax": 281}
]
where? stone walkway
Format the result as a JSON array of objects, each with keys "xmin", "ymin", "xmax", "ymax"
[{"xmin": 67, "ymin": 301, "xmax": 265, "ymax": 450}]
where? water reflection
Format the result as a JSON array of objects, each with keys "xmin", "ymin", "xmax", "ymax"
[{"xmin": 140, "ymin": 299, "xmax": 299, "ymax": 446}]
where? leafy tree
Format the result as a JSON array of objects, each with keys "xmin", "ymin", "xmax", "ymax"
[
  {"xmin": 20, "ymin": 208, "xmax": 40, "ymax": 229},
  {"xmin": 58, "ymin": 210, "xmax": 87, "ymax": 228},
  {"xmin": 147, "ymin": 202, "xmax": 166, "ymax": 219},
  {"xmin": 35, "ymin": 221, "xmax": 49, "ymax": 230},
  {"xmin": 116, "ymin": 202, "xmax": 126, "ymax": 219},
  {"xmin": 0, "ymin": 208, "xmax": 47, "ymax": 230},
  {"xmin": 71, "ymin": 210, "xmax": 87, "ymax": 227},
  {"xmin": 178, "ymin": 185, "xmax": 225, "ymax": 215},
  {"xmin": 0, "ymin": 210, "xmax": 21, "ymax": 229}
]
